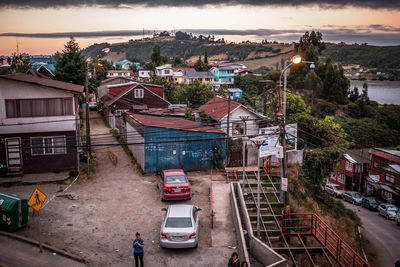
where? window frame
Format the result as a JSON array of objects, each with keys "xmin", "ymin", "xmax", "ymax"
[
  {"xmin": 385, "ymin": 173, "xmax": 395, "ymax": 183},
  {"xmin": 5, "ymin": 98, "xmax": 74, "ymax": 118},
  {"xmin": 30, "ymin": 136, "xmax": 67, "ymax": 156},
  {"xmin": 134, "ymin": 89, "xmax": 144, "ymax": 98}
]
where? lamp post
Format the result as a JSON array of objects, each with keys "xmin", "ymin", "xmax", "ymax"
[
  {"xmin": 240, "ymin": 115, "xmax": 249, "ymax": 191},
  {"xmin": 279, "ymin": 56, "xmax": 314, "ymax": 210},
  {"xmin": 250, "ymin": 137, "xmax": 266, "ymax": 239}
]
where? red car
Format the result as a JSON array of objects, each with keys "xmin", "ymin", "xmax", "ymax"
[{"xmin": 157, "ymin": 169, "xmax": 191, "ymax": 201}]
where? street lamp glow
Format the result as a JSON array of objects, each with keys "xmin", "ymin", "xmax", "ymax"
[{"xmin": 291, "ymin": 55, "xmax": 302, "ymax": 64}]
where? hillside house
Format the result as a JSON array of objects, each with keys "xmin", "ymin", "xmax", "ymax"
[
  {"xmin": 368, "ymin": 148, "xmax": 400, "ymax": 204},
  {"xmin": 155, "ymin": 64, "xmax": 173, "ymax": 81},
  {"xmin": 98, "ymin": 77, "xmax": 134, "ymax": 99},
  {"xmin": 106, "ymin": 70, "xmax": 134, "ymax": 78},
  {"xmin": 138, "ymin": 70, "xmax": 152, "ymax": 81},
  {"xmin": 0, "ymin": 73, "xmax": 83, "ymax": 176},
  {"xmin": 113, "ymin": 59, "xmax": 140, "ymax": 70}
]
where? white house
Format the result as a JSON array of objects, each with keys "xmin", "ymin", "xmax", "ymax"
[
  {"xmin": 155, "ymin": 64, "xmax": 173, "ymax": 80},
  {"xmin": 138, "ymin": 70, "xmax": 152, "ymax": 81},
  {"xmin": 0, "ymin": 73, "xmax": 83, "ymax": 176}
]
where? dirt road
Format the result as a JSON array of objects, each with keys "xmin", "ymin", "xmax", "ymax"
[{"xmin": 0, "ymin": 115, "xmax": 238, "ymax": 266}]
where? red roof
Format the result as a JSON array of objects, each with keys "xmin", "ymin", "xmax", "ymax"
[
  {"xmin": 141, "ymin": 83, "xmax": 164, "ymax": 98},
  {"xmin": 173, "ymin": 68, "xmax": 195, "ymax": 72},
  {"xmin": 129, "ymin": 113, "xmax": 224, "ymax": 134},
  {"xmin": 0, "ymin": 73, "xmax": 83, "ymax": 93},
  {"xmin": 369, "ymin": 148, "xmax": 400, "ymax": 164},
  {"xmin": 199, "ymin": 96, "xmax": 241, "ymax": 121},
  {"xmin": 101, "ymin": 76, "xmax": 133, "ymax": 84}
]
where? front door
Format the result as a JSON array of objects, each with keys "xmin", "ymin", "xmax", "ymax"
[{"xmin": 5, "ymin": 138, "xmax": 22, "ymax": 168}]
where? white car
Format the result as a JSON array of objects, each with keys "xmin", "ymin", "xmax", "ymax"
[
  {"xmin": 160, "ymin": 204, "xmax": 201, "ymax": 248},
  {"xmin": 378, "ymin": 203, "xmax": 398, "ymax": 220},
  {"xmin": 88, "ymin": 102, "xmax": 97, "ymax": 110},
  {"xmin": 325, "ymin": 183, "xmax": 344, "ymax": 198}
]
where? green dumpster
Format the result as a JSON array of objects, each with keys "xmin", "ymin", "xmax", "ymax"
[{"xmin": 0, "ymin": 193, "xmax": 29, "ymax": 232}]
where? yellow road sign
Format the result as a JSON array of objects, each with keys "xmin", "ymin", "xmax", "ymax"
[{"xmin": 27, "ymin": 188, "xmax": 47, "ymax": 212}]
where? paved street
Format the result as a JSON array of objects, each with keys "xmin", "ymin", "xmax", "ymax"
[
  {"xmin": 0, "ymin": 235, "xmax": 85, "ymax": 267},
  {"xmin": 341, "ymin": 200, "xmax": 400, "ymax": 267}
]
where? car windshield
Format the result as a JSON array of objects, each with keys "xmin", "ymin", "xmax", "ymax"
[
  {"xmin": 387, "ymin": 206, "xmax": 398, "ymax": 212},
  {"xmin": 165, "ymin": 217, "xmax": 192, "ymax": 228},
  {"xmin": 166, "ymin": 175, "xmax": 186, "ymax": 184},
  {"xmin": 369, "ymin": 198, "xmax": 377, "ymax": 204},
  {"xmin": 353, "ymin": 193, "xmax": 361, "ymax": 198},
  {"xmin": 333, "ymin": 186, "xmax": 342, "ymax": 190}
]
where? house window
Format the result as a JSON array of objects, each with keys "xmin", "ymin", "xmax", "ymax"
[
  {"xmin": 134, "ymin": 89, "xmax": 144, "ymax": 98},
  {"xmin": 338, "ymin": 173, "xmax": 345, "ymax": 184},
  {"xmin": 373, "ymin": 161, "xmax": 380, "ymax": 168},
  {"xmin": 345, "ymin": 161, "xmax": 353, "ymax": 172},
  {"xmin": 31, "ymin": 136, "xmax": 66, "ymax": 155},
  {"xmin": 5, "ymin": 98, "xmax": 73, "ymax": 118},
  {"xmin": 385, "ymin": 173, "xmax": 395, "ymax": 183},
  {"xmin": 331, "ymin": 172, "xmax": 336, "ymax": 181},
  {"xmin": 232, "ymin": 123, "xmax": 244, "ymax": 135},
  {"xmin": 164, "ymin": 70, "xmax": 170, "ymax": 75}
]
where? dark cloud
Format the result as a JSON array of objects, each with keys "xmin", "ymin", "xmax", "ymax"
[
  {"xmin": 1, "ymin": 0, "xmax": 400, "ymax": 9},
  {"xmin": 1, "ymin": 26, "xmax": 399, "ymax": 45}
]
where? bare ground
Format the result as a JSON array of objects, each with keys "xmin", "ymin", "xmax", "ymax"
[{"xmin": 0, "ymin": 115, "xmax": 237, "ymax": 267}]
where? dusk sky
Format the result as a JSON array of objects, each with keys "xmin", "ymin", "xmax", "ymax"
[{"xmin": 0, "ymin": 0, "xmax": 399, "ymax": 55}]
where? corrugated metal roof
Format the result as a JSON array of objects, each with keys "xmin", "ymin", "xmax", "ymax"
[
  {"xmin": 369, "ymin": 148, "xmax": 400, "ymax": 164},
  {"xmin": 0, "ymin": 73, "xmax": 83, "ymax": 93},
  {"xmin": 183, "ymin": 70, "xmax": 214, "ymax": 79},
  {"xmin": 199, "ymin": 96, "xmax": 241, "ymax": 121},
  {"xmin": 129, "ymin": 113, "xmax": 224, "ymax": 134}
]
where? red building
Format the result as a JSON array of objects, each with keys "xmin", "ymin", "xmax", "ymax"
[
  {"xmin": 368, "ymin": 148, "xmax": 400, "ymax": 204},
  {"xmin": 328, "ymin": 149, "xmax": 370, "ymax": 191}
]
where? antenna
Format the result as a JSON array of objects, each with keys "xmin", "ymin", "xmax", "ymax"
[{"xmin": 16, "ymin": 38, "xmax": 19, "ymax": 55}]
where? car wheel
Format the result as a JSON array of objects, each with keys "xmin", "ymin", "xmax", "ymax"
[
  {"xmin": 194, "ymin": 243, "xmax": 198, "ymax": 248},
  {"xmin": 397, "ymin": 219, "xmax": 400, "ymax": 226},
  {"xmin": 352, "ymin": 200, "xmax": 355, "ymax": 205},
  {"xmin": 386, "ymin": 214, "xmax": 389, "ymax": 220}
]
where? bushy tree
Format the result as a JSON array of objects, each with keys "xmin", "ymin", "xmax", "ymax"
[
  {"xmin": 286, "ymin": 93, "xmax": 310, "ymax": 118},
  {"xmin": 7, "ymin": 54, "xmax": 31, "ymax": 73},
  {"xmin": 151, "ymin": 44, "xmax": 162, "ymax": 66},
  {"xmin": 54, "ymin": 37, "xmax": 86, "ymax": 85},
  {"xmin": 175, "ymin": 81, "xmax": 213, "ymax": 108}
]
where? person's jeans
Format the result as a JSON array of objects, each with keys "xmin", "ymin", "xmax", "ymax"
[{"xmin": 134, "ymin": 252, "xmax": 144, "ymax": 267}]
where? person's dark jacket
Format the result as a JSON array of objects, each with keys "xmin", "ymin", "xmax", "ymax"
[{"xmin": 227, "ymin": 257, "xmax": 240, "ymax": 267}]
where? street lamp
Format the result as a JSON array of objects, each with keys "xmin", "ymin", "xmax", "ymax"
[{"xmin": 278, "ymin": 55, "xmax": 315, "ymax": 211}]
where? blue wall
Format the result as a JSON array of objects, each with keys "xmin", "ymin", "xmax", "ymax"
[{"xmin": 143, "ymin": 127, "xmax": 226, "ymax": 173}]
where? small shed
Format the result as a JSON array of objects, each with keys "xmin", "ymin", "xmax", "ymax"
[{"xmin": 126, "ymin": 113, "xmax": 226, "ymax": 173}]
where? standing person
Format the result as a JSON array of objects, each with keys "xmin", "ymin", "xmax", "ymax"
[
  {"xmin": 133, "ymin": 232, "xmax": 144, "ymax": 267},
  {"xmin": 241, "ymin": 261, "xmax": 249, "ymax": 267},
  {"xmin": 227, "ymin": 252, "xmax": 240, "ymax": 267}
]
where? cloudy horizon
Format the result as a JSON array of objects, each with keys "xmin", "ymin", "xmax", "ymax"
[{"xmin": 1, "ymin": 1, "xmax": 399, "ymax": 55}]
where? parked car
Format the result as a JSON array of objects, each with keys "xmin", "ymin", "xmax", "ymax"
[
  {"xmin": 88, "ymin": 101, "xmax": 97, "ymax": 110},
  {"xmin": 160, "ymin": 204, "xmax": 201, "ymax": 248},
  {"xmin": 378, "ymin": 203, "xmax": 398, "ymax": 220},
  {"xmin": 343, "ymin": 191, "xmax": 363, "ymax": 205},
  {"xmin": 325, "ymin": 183, "xmax": 344, "ymax": 198},
  {"xmin": 157, "ymin": 169, "xmax": 191, "ymax": 201},
  {"xmin": 361, "ymin": 197, "xmax": 379, "ymax": 211}
]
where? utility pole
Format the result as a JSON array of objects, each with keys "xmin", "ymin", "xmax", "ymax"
[
  {"xmin": 226, "ymin": 92, "xmax": 231, "ymax": 151},
  {"xmin": 240, "ymin": 115, "xmax": 249, "ymax": 191},
  {"xmin": 85, "ymin": 61, "xmax": 91, "ymax": 157}
]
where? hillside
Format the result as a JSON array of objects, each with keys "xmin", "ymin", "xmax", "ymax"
[
  {"xmin": 322, "ymin": 43, "xmax": 400, "ymax": 69},
  {"xmin": 82, "ymin": 39, "xmax": 293, "ymax": 64}
]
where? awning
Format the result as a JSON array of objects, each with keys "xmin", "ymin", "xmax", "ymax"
[
  {"xmin": 367, "ymin": 174, "xmax": 380, "ymax": 183},
  {"xmin": 380, "ymin": 184, "xmax": 400, "ymax": 196}
]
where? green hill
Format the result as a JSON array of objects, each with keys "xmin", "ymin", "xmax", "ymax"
[{"xmin": 322, "ymin": 43, "xmax": 400, "ymax": 69}]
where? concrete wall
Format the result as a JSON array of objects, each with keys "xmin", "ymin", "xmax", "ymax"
[
  {"xmin": 229, "ymin": 182, "xmax": 251, "ymax": 266},
  {"xmin": 220, "ymin": 106, "xmax": 260, "ymax": 136},
  {"xmin": 270, "ymin": 149, "xmax": 304, "ymax": 165},
  {"xmin": 235, "ymin": 183, "xmax": 287, "ymax": 267}
]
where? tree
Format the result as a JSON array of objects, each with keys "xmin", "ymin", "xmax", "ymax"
[
  {"xmin": 7, "ymin": 53, "xmax": 31, "ymax": 74},
  {"xmin": 361, "ymin": 82, "xmax": 370, "ymax": 104},
  {"xmin": 348, "ymin": 87, "xmax": 360, "ymax": 102},
  {"xmin": 286, "ymin": 93, "xmax": 310, "ymax": 118},
  {"xmin": 204, "ymin": 51, "xmax": 208, "ymax": 65},
  {"xmin": 175, "ymin": 81, "xmax": 213, "ymax": 108},
  {"xmin": 53, "ymin": 37, "xmax": 86, "ymax": 85},
  {"xmin": 150, "ymin": 44, "xmax": 162, "ymax": 66},
  {"xmin": 194, "ymin": 56, "xmax": 208, "ymax": 71}
]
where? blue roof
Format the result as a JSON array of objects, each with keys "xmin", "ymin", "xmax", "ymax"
[
  {"xmin": 32, "ymin": 63, "xmax": 55, "ymax": 73},
  {"xmin": 30, "ymin": 57, "xmax": 52, "ymax": 64},
  {"xmin": 114, "ymin": 59, "xmax": 133, "ymax": 66}
]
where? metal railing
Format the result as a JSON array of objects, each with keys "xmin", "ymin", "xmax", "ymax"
[{"xmin": 281, "ymin": 212, "xmax": 370, "ymax": 267}]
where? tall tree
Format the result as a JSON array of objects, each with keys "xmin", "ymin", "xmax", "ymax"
[
  {"xmin": 7, "ymin": 53, "xmax": 31, "ymax": 74},
  {"xmin": 150, "ymin": 44, "xmax": 162, "ymax": 66},
  {"xmin": 204, "ymin": 51, "xmax": 208, "ymax": 64},
  {"xmin": 53, "ymin": 37, "xmax": 86, "ymax": 85}
]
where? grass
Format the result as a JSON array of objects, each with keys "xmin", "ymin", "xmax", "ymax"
[{"xmin": 110, "ymin": 129, "xmax": 145, "ymax": 175}]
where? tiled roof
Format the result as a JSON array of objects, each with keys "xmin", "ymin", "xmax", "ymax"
[
  {"xmin": 101, "ymin": 76, "xmax": 133, "ymax": 84},
  {"xmin": 0, "ymin": 73, "xmax": 83, "ymax": 93},
  {"xmin": 173, "ymin": 68, "xmax": 195, "ymax": 72},
  {"xmin": 129, "ymin": 113, "xmax": 224, "ymax": 134},
  {"xmin": 141, "ymin": 83, "xmax": 163, "ymax": 98},
  {"xmin": 199, "ymin": 96, "xmax": 241, "ymax": 121}
]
